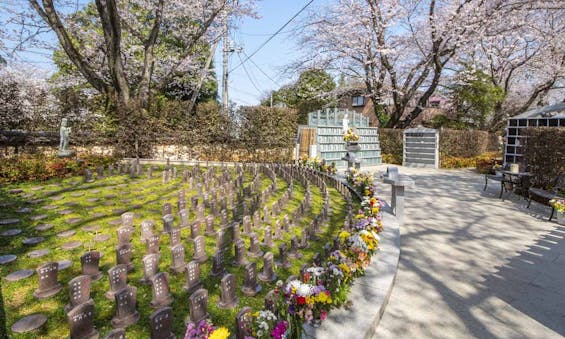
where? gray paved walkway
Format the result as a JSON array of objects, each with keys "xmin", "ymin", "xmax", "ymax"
[{"xmin": 370, "ymin": 167, "xmax": 564, "ymax": 339}]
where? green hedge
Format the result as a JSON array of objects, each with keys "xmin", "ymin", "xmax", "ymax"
[{"xmin": 524, "ymin": 127, "xmax": 565, "ymax": 189}]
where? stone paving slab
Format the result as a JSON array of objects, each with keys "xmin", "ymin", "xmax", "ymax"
[{"xmin": 366, "ymin": 166, "xmax": 564, "ymax": 339}]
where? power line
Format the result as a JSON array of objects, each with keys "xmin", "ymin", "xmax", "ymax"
[
  {"xmin": 242, "ymin": 50, "xmax": 280, "ymax": 87},
  {"xmin": 238, "ymin": 53, "xmax": 263, "ymax": 94},
  {"xmin": 229, "ymin": 0, "xmax": 315, "ymax": 72}
]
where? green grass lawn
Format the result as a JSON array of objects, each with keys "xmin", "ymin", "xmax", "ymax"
[{"xmin": 0, "ymin": 165, "xmax": 347, "ymax": 338}]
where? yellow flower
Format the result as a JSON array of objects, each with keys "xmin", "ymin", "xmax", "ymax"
[
  {"xmin": 339, "ymin": 263, "xmax": 350, "ymax": 275},
  {"xmin": 339, "ymin": 231, "xmax": 350, "ymax": 241},
  {"xmin": 209, "ymin": 327, "xmax": 230, "ymax": 339}
]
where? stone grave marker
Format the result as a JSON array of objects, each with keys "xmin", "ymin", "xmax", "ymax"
[
  {"xmin": 162, "ymin": 170, "xmax": 169, "ymax": 184},
  {"xmin": 241, "ymin": 262, "xmax": 262, "ymax": 297},
  {"xmin": 140, "ymin": 253, "xmax": 160, "ymax": 284},
  {"xmin": 217, "ymin": 273, "xmax": 238, "ymax": 309},
  {"xmin": 149, "ymin": 307, "xmax": 175, "ymax": 339},
  {"xmin": 248, "ymin": 233, "xmax": 263, "ymax": 258},
  {"xmin": 191, "ymin": 196, "xmax": 198, "ymax": 210},
  {"xmin": 97, "ymin": 166, "xmax": 104, "ymax": 179},
  {"xmin": 65, "ymin": 275, "xmax": 93, "ymax": 313},
  {"xmin": 106, "ymin": 264, "xmax": 127, "ymax": 300},
  {"xmin": 116, "ymin": 244, "xmax": 134, "ymax": 272},
  {"xmin": 121, "ymin": 212, "xmax": 134, "ymax": 228},
  {"xmin": 289, "ymin": 236, "xmax": 303, "ymax": 259},
  {"xmin": 253, "ymin": 211, "xmax": 261, "ymax": 229},
  {"xmin": 162, "ymin": 203, "xmax": 172, "ymax": 217},
  {"xmin": 150, "ymin": 272, "xmax": 173, "ymax": 308},
  {"xmin": 192, "ymin": 236, "xmax": 207, "ymax": 263},
  {"xmin": 204, "ymin": 215, "xmax": 215, "ymax": 236},
  {"xmin": 81, "ymin": 251, "xmax": 103, "ymax": 281},
  {"xmin": 242, "ymin": 215, "xmax": 252, "ymax": 235},
  {"xmin": 145, "ymin": 235, "xmax": 161, "ymax": 255},
  {"xmin": 140, "ymin": 220, "xmax": 154, "ymax": 241},
  {"xmin": 34, "ymin": 262, "xmax": 62, "ymax": 299},
  {"xmin": 299, "ymin": 230, "xmax": 309, "ymax": 249},
  {"xmin": 263, "ymin": 206, "xmax": 270, "ymax": 224},
  {"xmin": 178, "ymin": 208, "xmax": 190, "ymax": 228},
  {"xmin": 147, "ymin": 166, "xmax": 153, "ymax": 179},
  {"xmin": 232, "ymin": 239, "xmax": 248, "ymax": 267},
  {"xmin": 170, "ymin": 244, "xmax": 185, "ymax": 274},
  {"xmin": 262, "ymin": 226, "xmax": 274, "ymax": 248},
  {"xmin": 220, "ymin": 209, "xmax": 228, "ymax": 225},
  {"xmin": 258, "ymin": 252, "xmax": 277, "ymax": 283},
  {"xmin": 190, "ymin": 221, "xmax": 201, "ymax": 239},
  {"xmin": 111, "ymin": 286, "xmax": 140, "ymax": 328},
  {"xmin": 215, "ymin": 228, "xmax": 228, "ymax": 252},
  {"xmin": 232, "ymin": 222, "xmax": 240, "ymax": 242},
  {"xmin": 162, "ymin": 214, "xmax": 174, "ymax": 234},
  {"xmin": 186, "ymin": 289, "xmax": 209, "ymax": 325},
  {"xmin": 169, "ymin": 227, "xmax": 181, "ymax": 247},
  {"xmin": 116, "ymin": 226, "xmax": 132, "ymax": 246},
  {"xmin": 235, "ymin": 307, "xmax": 253, "ymax": 339},
  {"xmin": 210, "ymin": 250, "xmax": 226, "ymax": 278},
  {"xmin": 277, "ymin": 243, "xmax": 291, "ymax": 269},
  {"xmin": 67, "ymin": 302, "xmax": 98, "ymax": 339},
  {"xmin": 183, "ymin": 261, "xmax": 202, "ymax": 294},
  {"xmin": 273, "ymin": 220, "xmax": 282, "ymax": 240},
  {"xmin": 85, "ymin": 169, "xmax": 94, "ymax": 183}
]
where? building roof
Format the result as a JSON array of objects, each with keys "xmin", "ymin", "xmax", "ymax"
[{"xmin": 512, "ymin": 102, "xmax": 565, "ymax": 119}]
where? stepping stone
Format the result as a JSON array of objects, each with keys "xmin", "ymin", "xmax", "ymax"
[
  {"xmin": 104, "ymin": 194, "xmax": 117, "ymax": 199},
  {"xmin": 102, "ymin": 201, "xmax": 116, "ymax": 206},
  {"xmin": 131, "ymin": 204, "xmax": 142, "ymax": 209},
  {"xmin": 112, "ymin": 209, "xmax": 126, "ymax": 216},
  {"xmin": 82, "ymin": 225, "xmax": 101, "ymax": 232},
  {"xmin": 84, "ymin": 206, "xmax": 96, "ymax": 211},
  {"xmin": 0, "ymin": 254, "xmax": 17, "ymax": 265},
  {"xmin": 57, "ymin": 230, "xmax": 76, "ymax": 238},
  {"xmin": 16, "ymin": 207, "xmax": 33, "ymax": 213},
  {"xmin": 1, "ymin": 229, "xmax": 22, "ymax": 237},
  {"xmin": 64, "ymin": 202, "xmax": 79, "ymax": 207},
  {"xmin": 30, "ymin": 214, "xmax": 47, "ymax": 221},
  {"xmin": 70, "ymin": 192, "xmax": 84, "ymax": 197},
  {"xmin": 31, "ymin": 186, "xmax": 44, "ymax": 191},
  {"xmin": 0, "ymin": 202, "xmax": 15, "ymax": 208},
  {"xmin": 28, "ymin": 249, "xmax": 49, "ymax": 258},
  {"xmin": 5, "ymin": 269, "xmax": 34, "ymax": 282},
  {"xmin": 120, "ymin": 199, "xmax": 132, "ymax": 204},
  {"xmin": 57, "ymin": 260, "xmax": 72, "ymax": 270},
  {"xmin": 92, "ymin": 212, "xmax": 106, "ymax": 218},
  {"xmin": 35, "ymin": 224, "xmax": 53, "ymax": 231},
  {"xmin": 50, "ymin": 195, "xmax": 64, "ymax": 201},
  {"xmin": 93, "ymin": 234, "xmax": 110, "ymax": 242},
  {"xmin": 8, "ymin": 189, "xmax": 23, "ymax": 194},
  {"xmin": 26, "ymin": 199, "xmax": 44, "ymax": 205},
  {"xmin": 61, "ymin": 241, "xmax": 82, "ymax": 250},
  {"xmin": 11, "ymin": 314, "xmax": 47, "ymax": 333},
  {"xmin": 22, "ymin": 237, "xmax": 45, "ymax": 246},
  {"xmin": 58, "ymin": 209, "xmax": 74, "ymax": 215},
  {"xmin": 86, "ymin": 198, "xmax": 100, "ymax": 203},
  {"xmin": 117, "ymin": 184, "xmax": 128, "ymax": 187},
  {"xmin": 0, "ymin": 218, "xmax": 20, "ymax": 225},
  {"xmin": 21, "ymin": 193, "xmax": 34, "ymax": 199},
  {"xmin": 69, "ymin": 181, "xmax": 81, "ymax": 186},
  {"xmin": 66, "ymin": 218, "xmax": 83, "ymax": 225},
  {"xmin": 108, "ymin": 219, "xmax": 121, "ymax": 226},
  {"xmin": 90, "ymin": 189, "xmax": 101, "ymax": 194},
  {"xmin": 42, "ymin": 205, "xmax": 58, "ymax": 210}
]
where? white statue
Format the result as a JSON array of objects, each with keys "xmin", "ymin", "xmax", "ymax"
[{"xmin": 58, "ymin": 118, "xmax": 74, "ymax": 157}]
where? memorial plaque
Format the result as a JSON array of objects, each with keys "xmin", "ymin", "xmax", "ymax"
[
  {"xmin": 170, "ymin": 244, "xmax": 185, "ymax": 274},
  {"xmin": 183, "ymin": 260, "xmax": 202, "ymax": 294},
  {"xmin": 217, "ymin": 273, "xmax": 238, "ymax": 309},
  {"xmin": 192, "ymin": 236, "xmax": 207, "ymax": 263},
  {"xmin": 140, "ymin": 220, "xmax": 154, "ymax": 241},
  {"xmin": 121, "ymin": 212, "xmax": 134, "ymax": 228},
  {"xmin": 241, "ymin": 262, "xmax": 262, "ymax": 297},
  {"xmin": 169, "ymin": 227, "xmax": 181, "ymax": 247},
  {"xmin": 210, "ymin": 250, "xmax": 226, "ymax": 278},
  {"xmin": 140, "ymin": 254, "xmax": 160, "ymax": 284},
  {"xmin": 106, "ymin": 264, "xmax": 127, "ymax": 300},
  {"xmin": 258, "ymin": 252, "xmax": 277, "ymax": 282},
  {"xmin": 65, "ymin": 275, "xmax": 93, "ymax": 313},
  {"xmin": 186, "ymin": 289, "xmax": 209, "ymax": 325},
  {"xmin": 116, "ymin": 244, "xmax": 134, "ymax": 272},
  {"xmin": 111, "ymin": 286, "xmax": 140, "ymax": 328},
  {"xmin": 149, "ymin": 307, "xmax": 175, "ymax": 339},
  {"xmin": 116, "ymin": 226, "xmax": 132, "ymax": 246},
  {"xmin": 248, "ymin": 233, "xmax": 263, "ymax": 258},
  {"xmin": 33, "ymin": 262, "xmax": 62, "ymax": 299},
  {"xmin": 67, "ymin": 302, "xmax": 98, "ymax": 339},
  {"xmin": 150, "ymin": 272, "xmax": 173, "ymax": 308},
  {"xmin": 162, "ymin": 214, "xmax": 174, "ymax": 234},
  {"xmin": 145, "ymin": 235, "xmax": 160, "ymax": 254},
  {"xmin": 232, "ymin": 239, "xmax": 248, "ymax": 267},
  {"xmin": 81, "ymin": 251, "xmax": 103, "ymax": 281}
]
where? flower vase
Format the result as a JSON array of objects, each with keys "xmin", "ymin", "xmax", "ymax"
[
  {"xmin": 346, "ymin": 142, "xmax": 361, "ymax": 152},
  {"xmin": 557, "ymin": 211, "xmax": 565, "ymax": 225}
]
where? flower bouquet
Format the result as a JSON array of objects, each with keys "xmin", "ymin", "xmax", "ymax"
[
  {"xmin": 184, "ymin": 319, "xmax": 230, "ymax": 339},
  {"xmin": 343, "ymin": 128, "xmax": 359, "ymax": 142}
]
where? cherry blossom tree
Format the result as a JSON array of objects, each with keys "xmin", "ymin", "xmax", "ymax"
[{"xmin": 298, "ymin": 0, "xmax": 564, "ymax": 128}]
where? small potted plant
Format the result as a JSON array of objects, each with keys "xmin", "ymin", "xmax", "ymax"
[{"xmin": 549, "ymin": 198, "xmax": 565, "ymax": 225}]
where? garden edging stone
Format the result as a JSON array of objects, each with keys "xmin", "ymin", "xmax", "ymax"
[{"xmin": 302, "ymin": 203, "xmax": 400, "ymax": 339}]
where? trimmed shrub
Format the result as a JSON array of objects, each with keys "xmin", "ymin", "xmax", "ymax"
[
  {"xmin": 378, "ymin": 129, "xmax": 403, "ymax": 164},
  {"xmin": 524, "ymin": 127, "xmax": 565, "ymax": 189}
]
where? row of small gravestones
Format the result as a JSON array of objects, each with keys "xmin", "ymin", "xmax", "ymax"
[{"xmin": 8, "ymin": 163, "xmax": 345, "ymax": 337}]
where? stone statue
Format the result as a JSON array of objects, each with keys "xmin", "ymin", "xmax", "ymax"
[
  {"xmin": 58, "ymin": 118, "xmax": 74, "ymax": 157},
  {"xmin": 342, "ymin": 112, "xmax": 349, "ymax": 133}
]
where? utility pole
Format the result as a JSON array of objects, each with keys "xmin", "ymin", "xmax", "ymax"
[{"xmin": 222, "ymin": 19, "xmax": 229, "ymax": 113}]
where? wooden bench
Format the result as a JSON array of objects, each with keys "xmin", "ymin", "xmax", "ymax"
[{"xmin": 527, "ymin": 174, "xmax": 565, "ymax": 220}]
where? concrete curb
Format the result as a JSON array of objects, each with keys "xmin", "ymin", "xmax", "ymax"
[{"xmin": 303, "ymin": 204, "xmax": 400, "ymax": 339}]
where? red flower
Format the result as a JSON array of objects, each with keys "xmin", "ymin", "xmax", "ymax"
[{"xmin": 297, "ymin": 296, "xmax": 307, "ymax": 305}]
